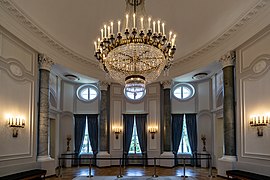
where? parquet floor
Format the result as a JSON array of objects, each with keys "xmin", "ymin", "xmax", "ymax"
[{"xmin": 46, "ymin": 166, "xmax": 226, "ymax": 180}]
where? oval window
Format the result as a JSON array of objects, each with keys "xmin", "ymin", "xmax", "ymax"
[
  {"xmin": 77, "ymin": 84, "xmax": 98, "ymax": 102},
  {"xmin": 173, "ymin": 83, "xmax": 195, "ymax": 100}
]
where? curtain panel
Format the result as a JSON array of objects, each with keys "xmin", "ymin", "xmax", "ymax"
[
  {"xmin": 123, "ymin": 114, "xmax": 135, "ymax": 165},
  {"xmin": 185, "ymin": 113, "xmax": 197, "ymax": 166},
  {"xmin": 172, "ymin": 114, "xmax": 184, "ymax": 165},
  {"xmin": 86, "ymin": 114, "xmax": 99, "ymax": 165},
  {"xmin": 135, "ymin": 114, "xmax": 148, "ymax": 165},
  {"xmin": 86, "ymin": 114, "xmax": 99, "ymax": 155},
  {"xmin": 74, "ymin": 114, "xmax": 87, "ymax": 165}
]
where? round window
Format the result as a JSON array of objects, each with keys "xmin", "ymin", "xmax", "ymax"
[
  {"xmin": 124, "ymin": 87, "xmax": 146, "ymax": 101},
  {"xmin": 77, "ymin": 84, "xmax": 98, "ymax": 102},
  {"xmin": 173, "ymin": 83, "xmax": 195, "ymax": 100}
]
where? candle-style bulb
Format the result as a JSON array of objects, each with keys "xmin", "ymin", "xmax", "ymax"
[
  {"xmin": 97, "ymin": 38, "xmax": 100, "ymax": 49},
  {"xmin": 126, "ymin": 14, "xmax": 129, "ymax": 29},
  {"xmin": 94, "ymin": 41, "xmax": 97, "ymax": 51},
  {"xmin": 104, "ymin": 25, "xmax": 107, "ymax": 38},
  {"xmin": 118, "ymin": 21, "xmax": 121, "ymax": 33},
  {"xmin": 133, "ymin": 13, "xmax": 136, "ymax": 28},
  {"xmin": 140, "ymin": 17, "xmax": 144, "ymax": 30},
  {"xmin": 108, "ymin": 26, "xmax": 110, "ymax": 35},
  {"xmin": 101, "ymin": 29, "xmax": 104, "ymax": 39},
  {"xmin": 148, "ymin": 17, "xmax": 151, "ymax": 30},
  {"xmin": 153, "ymin": 21, "xmax": 156, "ymax": 33},
  {"xmin": 162, "ymin": 23, "xmax": 165, "ymax": 35},
  {"xmin": 111, "ymin": 21, "xmax": 114, "ymax": 34},
  {"xmin": 157, "ymin": 20, "xmax": 161, "ymax": 33},
  {"xmin": 169, "ymin": 31, "xmax": 172, "ymax": 41}
]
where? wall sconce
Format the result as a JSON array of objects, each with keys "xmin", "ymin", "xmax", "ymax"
[
  {"xmin": 113, "ymin": 127, "xmax": 122, "ymax": 139},
  {"xmin": 148, "ymin": 127, "xmax": 157, "ymax": 139},
  {"xmin": 250, "ymin": 114, "xmax": 269, "ymax": 136},
  {"xmin": 8, "ymin": 117, "xmax": 25, "ymax": 137}
]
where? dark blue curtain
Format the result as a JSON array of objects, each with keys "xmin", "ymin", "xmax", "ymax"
[
  {"xmin": 186, "ymin": 113, "xmax": 197, "ymax": 165},
  {"xmin": 86, "ymin": 114, "xmax": 99, "ymax": 165},
  {"xmin": 172, "ymin": 114, "xmax": 184, "ymax": 165},
  {"xmin": 123, "ymin": 114, "xmax": 134, "ymax": 165},
  {"xmin": 74, "ymin": 114, "xmax": 86, "ymax": 165},
  {"xmin": 135, "ymin": 114, "xmax": 147, "ymax": 165}
]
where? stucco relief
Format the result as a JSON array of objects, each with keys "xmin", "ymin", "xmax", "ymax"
[
  {"xmin": 252, "ymin": 60, "xmax": 267, "ymax": 74},
  {"xmin": 247, "ymin": 54, "xmax": 270, "ymax": 80},
  {"xmin": 9, "ymin": 63, "xmax": 23, "ymax": 77}
]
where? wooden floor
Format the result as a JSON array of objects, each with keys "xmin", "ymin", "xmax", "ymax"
[{"xmin": 47, "ymin": 166, "xmax": 226, "ymax": 180}]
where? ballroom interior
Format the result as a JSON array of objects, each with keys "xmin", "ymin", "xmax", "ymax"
[{"xmin": 0, "ymin": 0, "xmax": 270, "ymax": 179}]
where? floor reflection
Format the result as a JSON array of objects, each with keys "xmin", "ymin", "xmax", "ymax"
[{"xmin": 47, "ymin": 166, "xmax": 223, "ymax": 180}]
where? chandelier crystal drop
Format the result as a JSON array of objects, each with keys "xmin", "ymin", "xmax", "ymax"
[{"xmin": 94, "ymin": 0, "xmax": 177, "ymax": 92}]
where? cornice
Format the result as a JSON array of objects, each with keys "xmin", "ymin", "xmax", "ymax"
[
  {"xmin": 173, "ymin": 0, "xmax": 267, "ymax": 65},
  {"xmin": 0, "ymin": 0, "xmax": 267, "ymax": 72},
  {"xmin": 0, "ymin": 0, "xmax": 98, "ymax": 68}
]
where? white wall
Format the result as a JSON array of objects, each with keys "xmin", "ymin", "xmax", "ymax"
[
  {"xmin": 59, "ymin": 82, "xmax": 99, "ymax": 155},
  {"xmin": 236, "ymin": 25, "xmax": 270, "ymax": 176},
  {"xmin": 62, "ymin": 82, "xmax": 74, "ymax": 112},
  {"xmin": 0, "ymin": 27, "xmax": 38, "ymax": 175},
  {"xmin": 171, "ymin": 81, "xmax": 213, "ymax": 159},
  {"xmin": 109, "ymin": 83, "xmax": 161, "ymax": 165},
  {"xmin": 171, "ymin": 83, "xmax": 196, "ymax": 113},
  {"xmin": 211, "ymin": 72, "xmax": 224, "ymax": 168}
]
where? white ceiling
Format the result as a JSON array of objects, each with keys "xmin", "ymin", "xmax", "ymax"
[{"xmin": 10, "ymin": 0, "xmax": 260, "ymax": 83}]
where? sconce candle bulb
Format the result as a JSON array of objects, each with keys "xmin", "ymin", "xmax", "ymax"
[
  {"xmin": 250, "ymin": 114, "xmax": 270, "ymax": 136},
  {"xmin": 148, "ymin": 127, "xmax": 157, "ymax": 139},
  {"xmin": 113, "ymin": 127, "xmax": 122, "ymax": 139},
  {"xmin": 7, "ymin": 116, "xmax": 25, "ymax": 137}
]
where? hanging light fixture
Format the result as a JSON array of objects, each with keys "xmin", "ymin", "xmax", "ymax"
[{"xmin": 94, "ymin": 0, "xmax": 176, "ymax": 92}]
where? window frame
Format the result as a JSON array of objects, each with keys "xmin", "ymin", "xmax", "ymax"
[
  {"xmin": 76, "ymin": 84, "xmax": 99, "ymax": 102},
  {"xmin": 172, "ymin": 83, "xmax": 195, "ymax": 101}
]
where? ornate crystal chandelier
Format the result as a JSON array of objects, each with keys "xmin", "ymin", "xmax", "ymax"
[{"xmin": 94, "ymin": 0, "xmax": 176, "ymax": 92}]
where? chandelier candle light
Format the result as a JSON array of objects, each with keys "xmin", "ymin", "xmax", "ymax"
[{"xmin": 94, "ymin": 0, "xmax": 176, "ymax": 92}]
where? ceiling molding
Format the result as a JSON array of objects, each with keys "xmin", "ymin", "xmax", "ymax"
[
  {"xmin": 173, "ymin": 0, "xmax": 267, "ymax": 65},
  {"xmin": 0, "ymin": 0, "xmax": 98, "ymax": 68},
  {"xmin": 0, "ymin": 0, "xmax": 268, "ymax": 71}
]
